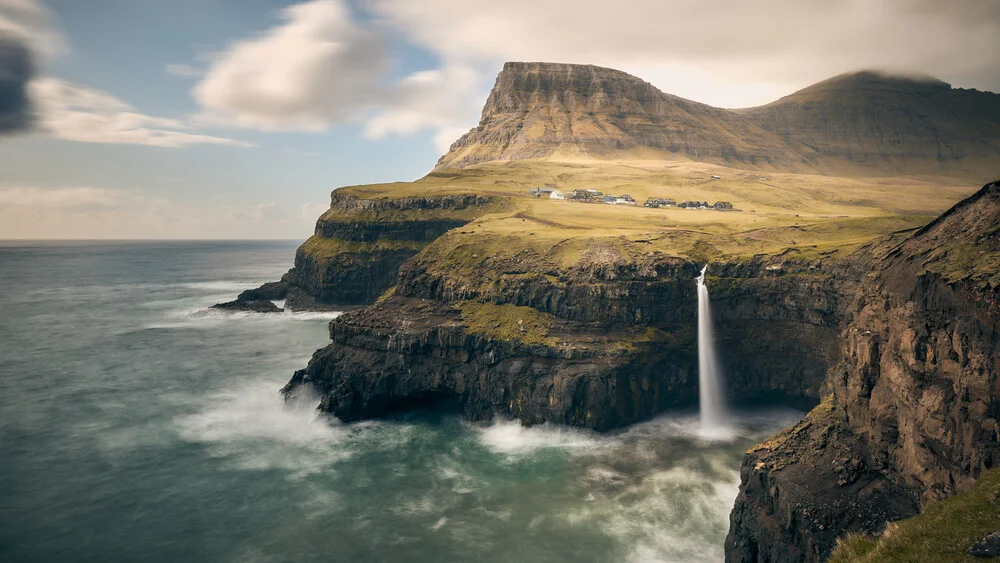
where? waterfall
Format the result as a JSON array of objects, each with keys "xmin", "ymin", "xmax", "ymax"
[{"xmin": 696, "ymin": 265, "xmax": 727, "ymax": 434}]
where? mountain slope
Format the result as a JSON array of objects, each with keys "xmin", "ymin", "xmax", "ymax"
[
  {"xmin": 435, "ymin": 62, "xmax": 806, "ymax": 170},
  {"xmin": 739, "ymin": 71, "xmax": 1000, "ymax": 176},
  {"xmin": 437, "ymin": 63, "xmax": 1000, "ymax": 178}
]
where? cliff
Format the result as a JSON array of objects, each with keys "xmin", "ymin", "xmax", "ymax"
[
  {"xmin": 725, "ymin": 181, "xmax": 1000, "ymax": 562},
  {"xmin": 285, "ymin": 243, "xmax": 845, "ymax": 430},
  {"xmin": 232, "ymin": 190, "xmax": 502, "ymax": 310}
]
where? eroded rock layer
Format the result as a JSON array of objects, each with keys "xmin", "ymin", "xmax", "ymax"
[{"xmin": 234, "ymin": 191, "xmax": 500, "ymax": 310}]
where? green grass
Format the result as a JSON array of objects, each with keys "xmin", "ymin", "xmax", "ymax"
[
  {"xmin": 298, "ymin": 235, "xmax": 425, "ymax": 259},
  {"xmin": 321, "ymin": 157, "xmax": 975, "ymax": 267},
  {"xmin": 454, "ymin": 300, "xmax": 558, "ymax": 347},
  {"xmin": 830, "ymin": 468, "xmax": 1000, "ymax": 562}
]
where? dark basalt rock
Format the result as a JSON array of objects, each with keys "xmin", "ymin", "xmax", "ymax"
[
  {"xmin": 218, "ymin": 192, "xmax": 498, "ymax": 311},
  {"xmin": 969, "ymin": 530, "xmax": 1000, "ymax": 558},
  {"xmin": 211, "ymin": 299, "xmax": 283, "ymax": 313}
]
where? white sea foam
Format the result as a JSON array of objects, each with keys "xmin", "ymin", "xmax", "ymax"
[
  {"xmin": 175, "ymin": 381, "xmax": 352, "ymax": 477},
  {"xmin": 145, "ymin": 307, "xmax": 343, "ymax": 329},
  {"xmin": 181, "ymin": 281, "xmax": 259, "ymax": 292},
  {"xmin": 473, "ymin": 420, "xmax": 605, "ymax": 455}
]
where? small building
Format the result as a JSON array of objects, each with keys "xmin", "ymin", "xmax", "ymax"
[
  {"xmin": 550, "ymin": 189, "xmax": 566, "ymax": 200},
  {"xmin": 711, "ymin": 175, "xmax": 722, "ymax": 180},
  {"xmin": 712, "ymin": 201, "xmax": 734, "ymax": 210},
  {"xmin": 604, "ymin": 194, "xmax": 637, "ymax": 205},
  {"xmin": 644, "ymin": 197, "xmax": 676, "ymax": 208},
  {"xmin": 586, "ymin": 189, "xmax": 603, "ymax": 197},
  {"xmin": 528, "ymin": 187, "xmax": 555, "ymax": 198},
  {"xmin": 678, "ymin": 200, "xmax": 710, "ymax": 209}
]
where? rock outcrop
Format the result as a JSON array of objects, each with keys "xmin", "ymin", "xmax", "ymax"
[
  {"xmin": 726, "ymin": 182, "xmax": 1000, "ymax": 562},
  {"xmin": 224, "ymin": 191, "xmax": 501, "ymax": 310},
  {"xmin": 211, "ymin": 298, "xmax": 283, "ymax": 313}
]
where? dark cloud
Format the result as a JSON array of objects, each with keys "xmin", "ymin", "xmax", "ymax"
[{"xmin": 0, "ymin": 34, "xmax": 36, "ymax": 133}]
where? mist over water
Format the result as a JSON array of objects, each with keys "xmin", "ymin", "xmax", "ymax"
[{"xmin": 0, "ymin": 242, "xmax": 800, "ymax": 562}]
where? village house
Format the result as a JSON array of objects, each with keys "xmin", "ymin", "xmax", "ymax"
[
  {"xmin": 644, "ymin": 197, "xmax": 676, "ymax": 208},
  {"xmin": 528, "ymin": 187, "xmax": 555, "ymax": 198},
  {"xmin": 712, "ymin": 201, "xmax": 734, "ymax": 210},
  {"xmin": 603, "ymin": 194, "xmax": 637, "ymax": 205},
  {"xmin": 550, "ymin": 189, "xmax": 566, "ymax": 200},
  {"xmin": 678, "ymin": 201, "xmax": 710, "ymax": 209}
]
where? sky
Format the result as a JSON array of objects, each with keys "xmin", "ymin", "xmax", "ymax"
[{"xmin": 0, "ymin": 0, "xmax": 998, "ymax": 239}]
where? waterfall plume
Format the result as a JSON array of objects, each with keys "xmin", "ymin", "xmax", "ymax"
[{"xmin": 696, "ymin": 265, "xmax": 727, "ymax": 435}]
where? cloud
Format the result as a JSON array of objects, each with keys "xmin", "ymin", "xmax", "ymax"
[
  {"xmin": 165, "ymin": 63, "xmax": 201, "ymax": 78},
  {"xmin": 301, "ymin": 201, "xmax": 328, "ymax": 221},
  {"xmin": 234, "ymin": 201, "xmax": 285, "ymax": 221},
  {"xmin": 0, "ymin": 186, "xmax": 120, "ymax": 210},
  {"xmin": 363, "ymin": 65, "xmax": 484, "ymax": 149},
  {"xmin": 366, "ymin": 0, "xmax": 1000, "ymax": 107},
  {"xmin": 0, "ymin": 35, "xmax": 33, "ymax": 132},
  {"xmin": 0, "ymin": 188, "xmax": 319, "ymax": 239},
  {"xmin": 0, "ymin": 0, "xmax": 63, "ymax": 58},
  {"xmin": 190, "ymin": 0, "xmax": 483, "ymax": 147},
  {"xmin": 0, "ymin": 0, "xmax": 60, "ymax": 134},
  {"xmin": 30, "ymin": 77, "xmax": 254, "ymax": 147},
  {"xmin": 194, "ymin": 0, "xmax": 386, "ymax": 131}
]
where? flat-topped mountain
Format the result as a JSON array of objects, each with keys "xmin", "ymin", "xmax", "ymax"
[
  {"xmin": 436, "ymin": 62, "xmax": 804, "ymax": 170},
  {"xmin": 437, "ymin": 63, "xmax": 1000, "ymax": 177}
]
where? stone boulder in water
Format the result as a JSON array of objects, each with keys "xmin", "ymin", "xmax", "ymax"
[{"xmin": 211, "ymin": 299, "xmax": 283, "ymax": 313}]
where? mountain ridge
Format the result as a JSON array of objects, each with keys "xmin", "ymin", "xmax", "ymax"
[{"xmin": 436, "ymin": 62, "xmax": 1000, "ymax": 178}]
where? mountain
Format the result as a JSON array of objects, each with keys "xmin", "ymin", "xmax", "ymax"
[
  {"xmin": 435, "ymin": 62, "xmax": 806, "ymax": 170},
  {"xmin": 739, "ymin": 70, "xmax": 1000, "ymax": 176},
  {"xmin": 437, "ymin": 63, "xmax": 1000, "ymax": 177}
]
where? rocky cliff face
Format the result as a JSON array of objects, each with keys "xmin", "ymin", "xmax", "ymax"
[
  {"xmin": 284, "ymin": 243, "xmax": 847, "ymax": 431},
  {"xmin": 725, "ymin": 182, "xmax": 1000, "ymax": 562},
  {"xmin": 234, "ymin": 191, "xmax": 500, "ymax": 309},
  {"xmin": 437, "ymin": 63, "xmax": 1000, "ymax": 178}
]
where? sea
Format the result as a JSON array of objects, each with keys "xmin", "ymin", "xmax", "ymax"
[{"xmin": 0, "ymin": 241, "xmax": 802, "ymax": 563}]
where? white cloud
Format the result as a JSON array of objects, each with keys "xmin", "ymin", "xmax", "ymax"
[
  {"xmin": 0, "ymin": 188, "xmax": 319, "ymax": 239},
  {"xmin": 363, "ymin": 65, "xmax": 483, "ymax": 148},
  {"xmin": 366, "ymin": 0, "xmax": 1000, "ymax": 107},
  {"xmin": 189, "ymin": 0, "xmax": 484, "ymax": 147},
  {"xmin": 0, "ymin": 0, "xmax": 63, "ymax": 59},
  {"xmin": 236, "ymin": 201, "xmax": 285, "ymax": 221},
  {"xmin": 165, "ymin": 63, "xmax": 201, "ymax": 78},
  {"xmin": 0, "ymin": 186, "xmax": 120, "ymax": 209},
  {"xmin": 301, "ymin": 201, "xmax": 328, "ymax": 221},
  {"xmin": 194, "ymin": 0, "xmax": 386, "ymax": 131},
  {"xmin": 30, "ymin": 77, "xmax": 254, "ymax": 147}
]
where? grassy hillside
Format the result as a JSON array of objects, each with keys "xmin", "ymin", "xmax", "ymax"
[
  {"xmin": 336, "ymin": 156, "xmax": 977, "ymax": 266},
  {"xmin": 830, "ymin": 468, "xmax": 1000, "ymax": 562}
]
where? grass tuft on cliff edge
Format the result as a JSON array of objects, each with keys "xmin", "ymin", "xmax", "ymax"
[
  {"xmin": 455, "ymin": 300, "xmax": 558, "ymax": 347},
  {"xmin": 830, "ymin": 467, "xmax": 1000, "ymax": 562}
]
